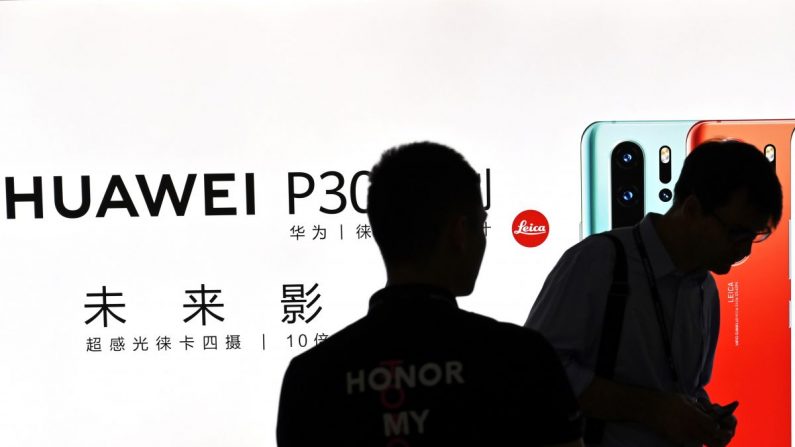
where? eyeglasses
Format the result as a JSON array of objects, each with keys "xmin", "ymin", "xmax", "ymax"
[{"xmin": 710, "ymin": 212, "xmax": 772, "ymax": 243}]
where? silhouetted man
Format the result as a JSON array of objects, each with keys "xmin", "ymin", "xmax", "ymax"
[
  {"xmin": 526, "ymin": 140, "xmax": 782, "ymax": 447},
  {"xmin": 277, "ymin": 142, "xmax": 584, "ymax": 446}
]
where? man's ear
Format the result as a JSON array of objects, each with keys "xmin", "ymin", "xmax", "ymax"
[
  {"xmin": 681, "ymin": 194, "xmax": 704, "ymax": 219},
  {"xmin": 450, "ymin": 215, "xmax": 469, "ymax": 253}
]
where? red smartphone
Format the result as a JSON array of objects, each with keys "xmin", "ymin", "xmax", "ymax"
[{"xmin": 688, "ymin": 120, "xmax": 793, "ymax": 447}]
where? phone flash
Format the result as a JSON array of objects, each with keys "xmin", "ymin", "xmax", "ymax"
[
  {"xmin": 660, "ymin": 146, "xmax": 671, "ymax": 164},
  {"xmin": 765, "ymin": 144, "xmax": 776, "ymax": 162}
]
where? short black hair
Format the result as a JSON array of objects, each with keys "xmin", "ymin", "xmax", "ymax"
[
  {"xmin": 675, "ymin": 139, "xmax": 782, "ymax": 227},
  {"xmin": 367, "ymin": 142, "xmax": 482, "ymax": 265}
]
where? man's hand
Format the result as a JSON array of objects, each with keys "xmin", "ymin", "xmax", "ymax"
[
  {"xmin": 649, "ymin": 394, "xmax": 733, "ymax": 447},
  {"xmin": 697, "ymin": 399, "xmax": 739, "ymax": 447},
  {"xmin": 579, "ymin": 378, "xmax": 736, "ymax": 446}
]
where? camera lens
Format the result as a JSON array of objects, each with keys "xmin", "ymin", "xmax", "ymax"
[
  {"xmin": 617, "ymin": 186, "xmax": 639, "ymax": 206},
  {"xmin": 659, "ymin": 188, "xmax": 672, "ymax": 202},
  {"xmin": 615, "ymin": 143, "xmax": 641, "ymax": 169},
  {"xmin": 621, "ymin": 189, "xmax": 634, "ymax": 202},
  {"xmin": 621, "ymin": 152, "xmax": 633, "ymax": 165}
]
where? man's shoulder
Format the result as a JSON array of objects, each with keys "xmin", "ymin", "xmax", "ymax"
[
  {"xmin": 557, "ymin": 229, "xmax": 631, "ymax": 265},
  {"xmin": 529, "ymin": 230, "xmax": 630, "ymax": 322},
  {"xmin": 457, "ymin": 307, "xmax": 546, "ymax": 337},
  {"xmin": 287, "ymin": 314, "xmax": 370, "ymax": 364},
  {"xmin": 586, "ymin": 226, "xmax": 636, "ymax": 247},
  {"xmin": 289, "ymin": 306, "xmax": 554, "ymax": 366},
  {"xmin": 452, "ymin": 308, "xmax": 562, "ymax": 359}
]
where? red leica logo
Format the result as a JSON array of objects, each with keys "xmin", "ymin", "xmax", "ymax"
[{"xmin": 512, "ymin": 210, "xmax": 549, "ymax": 247}]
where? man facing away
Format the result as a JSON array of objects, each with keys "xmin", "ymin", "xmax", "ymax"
[
  {"xmin": 526, "ymin": 140, "xmax": 782, "ymax": 447},
  {"xmin": 277, "ymin": 142, "xmax": 584, "ymax": 446}
]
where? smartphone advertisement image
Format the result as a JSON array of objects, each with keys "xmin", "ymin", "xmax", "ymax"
[
  {"xmin": 1, "ymin": 1, "xmax": 795, "ymax": 446},
  {"xmin": 581, "ymin": 120, "xmax": 694, "ymax": 237},
  {"xmin": 688, "ymin": 120, "xmax": 793, "ymax": 447},
  {"xmin": 582, "ymin": 119, "xmax": 793, "ymax": 445}
]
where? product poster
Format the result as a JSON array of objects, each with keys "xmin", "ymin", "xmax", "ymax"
[{"xmin": 1, "ymin": 1, "xmax": 794, "ymax": 446}]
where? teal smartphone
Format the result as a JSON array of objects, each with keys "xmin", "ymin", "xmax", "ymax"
[{"xmin": 581, "ymin": 120, "xmax": 696, "ymax": 238}]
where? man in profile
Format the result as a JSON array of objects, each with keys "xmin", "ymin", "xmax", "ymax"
[
  {"xmin": 526, "ymin": 140, "xmax": 782, "ymax": 447},
  {"xmin": 277, "ymin": 142, "xmax": 584, "ymax": 446}
]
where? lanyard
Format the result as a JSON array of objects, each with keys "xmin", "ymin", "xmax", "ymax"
[{"xmin": 632, "ymin": 226, "xmax": 680, "ymax": 385}]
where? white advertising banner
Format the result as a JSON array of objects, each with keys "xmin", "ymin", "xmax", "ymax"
[{"xmin": 1, "ymin": 1, "xmax": 794, "ymax": 446}]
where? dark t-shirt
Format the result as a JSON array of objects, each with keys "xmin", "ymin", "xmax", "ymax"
[{"xmin": 276, "ymin": 285, "xmax": 582, "ymax": 446}]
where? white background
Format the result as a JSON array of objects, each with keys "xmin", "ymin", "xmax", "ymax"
[{"xmin": 1, "ymin": 1, "xmax": 794, "ymax": 446}]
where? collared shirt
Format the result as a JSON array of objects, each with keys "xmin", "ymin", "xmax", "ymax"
[
  {"xmin": 278, "ymin": 284, "xmax": 583, "ymax": 446},
  {"xmin": 526, "ymin": 214, "xmax": 720, "ymax": 447}
]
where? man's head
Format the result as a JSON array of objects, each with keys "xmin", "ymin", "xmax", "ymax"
[
  {"xmin": 367, "ymin": 142, "xmax": 487, "ymax": 296},
  {"xmin": 671, "ymin": 139, "xmax": 782, "ymax": 274}
]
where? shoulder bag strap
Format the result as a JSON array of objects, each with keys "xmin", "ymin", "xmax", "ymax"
[{"xmin": 584, "ymin": 234, "xmax": 629, "ymax": 444}]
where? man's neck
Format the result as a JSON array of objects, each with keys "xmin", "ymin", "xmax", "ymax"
[
  {"xmin": 385, "ymin": 264, "xmax": 455, "ymax": 295},
  {"xmin": 652, "ymin": 213, "xmax": 701, "ymax": 273}
]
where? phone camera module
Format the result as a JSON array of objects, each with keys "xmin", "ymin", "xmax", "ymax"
[
  {"xmin": 611, "ymin": 141, "xmax": 644, "ymax": 227},
  {"xmin": 659, "ymin": 188, "xmax": 672, "ymax": 202}
]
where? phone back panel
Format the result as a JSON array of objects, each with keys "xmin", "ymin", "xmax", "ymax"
[
  {"xmin": 688, "ymin": 120, "xmax": 793, "ymax": 447},
  {"xmin": 581, "ymin": 121, "xmax": 695, "ymax": 237}
]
